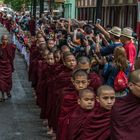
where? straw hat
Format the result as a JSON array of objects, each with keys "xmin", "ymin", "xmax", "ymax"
[
  {"xmin": 121, "ymin": 27, "xmax": 133, "ymax": 39},
  {"xmin": 108, "ymin": 26, "xmax": 121, "ymax": 37}
]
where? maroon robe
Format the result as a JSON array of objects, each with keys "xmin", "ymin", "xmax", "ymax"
[
  {"xmin": 56, "ymin": 87, "xmax": 79, "ymax": 140},
  {"xmin": 36, "ymin": 60, "xmax": 47, "ymax": 107},
  {"xmin": 36, "ymin": 60, "xmax": 49, "ymax": 119},
  {"xmin": 29, "ymin": 19, "xmax": 36, "ymax": 36},
  {"xmin": 0, "ymin": 44, "xmax": 15, "ymax": 92},
  {"xmin": 82, "ymin": 106, "xmax": 111, "ymax": 140},
  {"xmin": 45, "ymin": 63, "xmax": 62, "ymax": 119},
  {"xmin": 5, "ymin": 19, "xmax": 11, "ymax": 32},
  {"xmin": 66, "ymin": 106, "xmax": 95, "ymax": 140},
  {"xmin": 28, "ymin": 42, "xmax": 37, "ymax": 81},
  {"xmin": 48, "ymin": 65, "xmax": 73, "ymax": 130},
  {"xmin": 28, "ymin": 44, "xmax": 41, "ymax": 89},
  {"xmin": 111, "ymin": 91, "xmax": 140, "ymax": 140},
  {"xmin": 89, "ymin": 72, "xmax": 103, "ymax": 92}
]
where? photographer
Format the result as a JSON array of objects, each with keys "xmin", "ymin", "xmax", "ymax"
[{"xmin": 95, "ymin": 26, "xmax": 123, "ymax": 56}]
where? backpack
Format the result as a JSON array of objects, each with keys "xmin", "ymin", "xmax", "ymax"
[{"xmin": 114, "ymin": 70, "xmax": 128, "ymax": 92}]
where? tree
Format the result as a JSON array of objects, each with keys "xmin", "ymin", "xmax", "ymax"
[{"xmin": 3, "ymin": 0, "xmax": 31, "ymax": 11}]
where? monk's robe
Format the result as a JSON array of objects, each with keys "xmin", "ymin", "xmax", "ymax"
[
  {"xmin": 111, "ymin": 90, "xmax": 140, "ymax": 140},
  {"xmin": 56, "ymin": 87, "xmax": 79, "ymax": 140},
  {"xmin": 89, "ymin": 72, "xmax": 103, "ymax": 92},
  {"xmin": 2, "ymin": 17, "xmax": 7, "ymax": 27},
  {"xmin": 9, "ymin": 44, "xmax": 16, "ymax": 72},
  {"xmin": 48, "ymin": 65, "xmax": 73, "ymax": 130},
  {"xmin": 29, "ymin": 19, "xmax": 36, "ymax": 36},
  {"xmin": 46, "ymin": 62, "xmax": 62, "ymax": 120},
  {"xmin": 36, "ymin": 61, "xmax": 49, "ymax": 119},
  {"xmin": 28, "ymin": 44, "xmax": 41, "ymax": 89},
  {"xmin": 44, "ymin": 64, "xmax": 56, "ymax": 120},
  {"xmin": 28, "ymin": 42, "xmax": 37, "ymax": 81},
  {"xmin": 31, "ymin": 55, "xmax": 42, "ymax": 89},
  {"xmin": 66, "ymin": 106, "xmax": 95, "ymax": 140},
  {"xmin": 82, "ymin": 105, "xmax": 111, "ymax": 140},
  {"xmin": 36, "ymin": 60, "xmax": 46, "ymax": 107},
  {"xmin": 0, "ymin": 44, "xmax": 15, "ymax": 93},
  {"xmin": 5, "ymin": 19, "xmax": 11, "ymax": 32}
]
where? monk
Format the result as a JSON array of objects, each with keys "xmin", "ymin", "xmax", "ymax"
[
  {"xmin": 82, "ymin": 85, "xmax": 115, "ymax": 140},
  {"xmin": 47, "ymin": 52, "xmax": 77, "ymax": 137},
  {"xmin": 77, "ymin": 56, "xmax": 103, "ymax": 92},
  {"xmin": 66, "ymin": 88, "xmax": 96, "ymax": 140},
  {"xmin": 111, "ymin": 69, "xmax": 140, "ymax": 140},
  {"xmin": 28, "ymin": 16, "xmax": 36, "ymax": 36},
  {"xmin": 57, "ymin": 69, "xmax": 90, "ymax": 140},
  {"xmin": 39, "ymin": 52, "xmax": 55, "ymax": 123},
  {"xmin": 0, "ymin": 35, "xmax": 15, "ymax": 101}
]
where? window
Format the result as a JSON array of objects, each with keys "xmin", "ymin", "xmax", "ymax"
[
  {"xmin": 85, "ymin": 0, "xmax": 88, "ymax": 6},
  {"xmin": 89, "ymin": 0, "xmax": 92, "ymax": 6},
  {"xmin": 92, "ymin": 0, "xmax": 96, "ymax": 7},
  {"xmin": 78, "ymin": 0, "xmax": 81, "ymax": 7},
  {"xmin": 81, "ymin": 0, "xmax": 83, "ymax": 6}
]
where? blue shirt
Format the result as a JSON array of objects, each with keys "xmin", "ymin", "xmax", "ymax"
[{"xmin": 100, "ymin": 42, "xmax": 123, "ymax": 56}]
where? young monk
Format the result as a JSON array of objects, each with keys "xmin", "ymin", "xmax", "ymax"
[
  {"xmin": 66, "ymin": 88, "xmax": 96, "ymax": 140},
  {"xmin": 38, "ymin": 52, "xmax": 55, "ymax": 127},
  {"xmin": 56, "ymin": 69, "xmax": 90, "ymax": 140},
  {"xmin": 77, "ymin": 56, "xmax": 103, "ymax": 92},
  {"xmin": 47, "ymin": 52, "xmax": 77, "ymax": 137},
  {"xmin": 111, "ymin": 69, "xmax": 140, "ymax": 140},
  {"xmin": 82, "ymin": 85, "xmax": 115, "ymax": 140},
  {"xmin": 54, "ymin": 50, "xmax": 61, "ymax": 63}
]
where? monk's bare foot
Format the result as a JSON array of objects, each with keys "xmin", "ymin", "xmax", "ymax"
[
  {"xmin": 47, "ymin": 128, "xmax": 53, "ymax": 137},
  {"xmin": 43, "ymin": 120, "xmax": 48, "ymax": 127}
]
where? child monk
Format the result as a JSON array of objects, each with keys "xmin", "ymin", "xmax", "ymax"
[
  {"xmin": 66, "ymin": 88, "xmax": 96, "ymax": 140},
  {"xmin": 77, "ymin": 56, "xmax": 103, "ymax": 92},
  {"xmin": 37, "ymin": 52, "xmax": 55, "ymax": 127},
  {"xmin": 82, "ymin": 85, "xmax": 115, "ymax": 140},
  {"xmin": 56, "ymin": 69, "xmax": 90, "ymax": 140},
  {"xmin": 46, "ymin": 52, "xmax": 77, "ymax": 137}
]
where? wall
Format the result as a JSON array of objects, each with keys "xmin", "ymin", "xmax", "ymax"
[{"xmin": 64, "ymin": 0, "xmax": 76, "ymax": 19}]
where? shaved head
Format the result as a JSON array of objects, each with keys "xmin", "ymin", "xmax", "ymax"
[
  {"xmin": 78, "ymin": 56, "xmax": 90, "ymax": 64},
  {"xmin": 79, "ymin": 88, "xmax": 95, "ymax": 98},
  {"xmin": 1, "ymin": 34, "xmax": 8, "ymax": 40},
  {"xmin": 97, "ymin": 85, "xmax": 115, "ymax": 97},
  {"xmin": 72, "ymin": 69, "xmax": 88, "ymax": 80}
]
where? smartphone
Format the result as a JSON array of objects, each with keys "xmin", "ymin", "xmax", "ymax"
[{"xmin": 96, "ymin": 19, "xmax": 101, "ymax": 24}]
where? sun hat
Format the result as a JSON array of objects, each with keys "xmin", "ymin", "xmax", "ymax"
[
  {"xmin": 121, "ymin": 27, "xmax": 133, "ymax": 39},
  {"xmin": 108, "ymin": 26, "xmax": 121, "ymax": 37}
]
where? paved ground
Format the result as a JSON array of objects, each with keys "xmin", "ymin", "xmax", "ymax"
[{"xmin": 0, "ymin": 26, "xmax": 50, "ymax": 140}]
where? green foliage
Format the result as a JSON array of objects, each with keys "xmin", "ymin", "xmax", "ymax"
[{"xmin": 3, "ymin": 0, "xmax": 31, "ymax": 11}]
